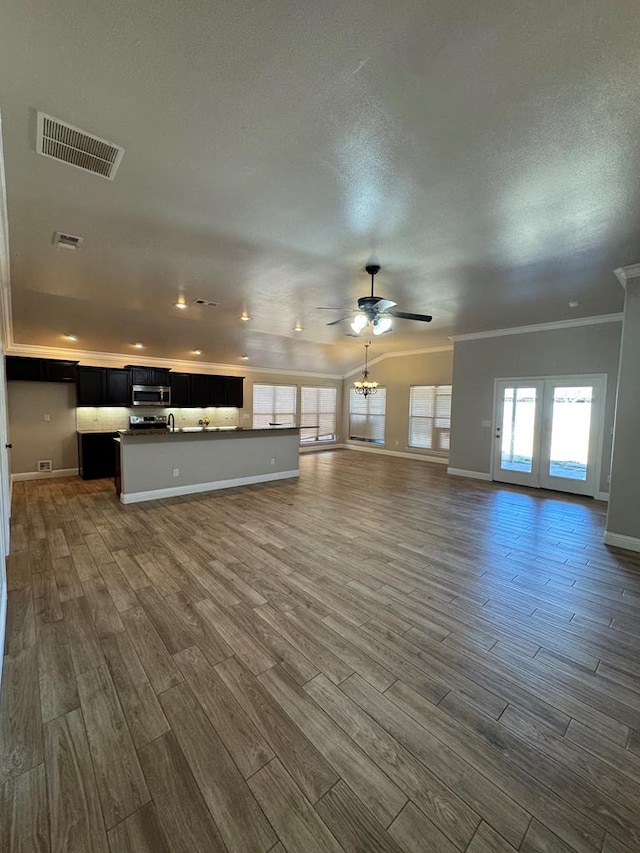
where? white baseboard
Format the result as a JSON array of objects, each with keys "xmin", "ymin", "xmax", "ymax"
[
  {"xmin": 595, "ymin": 491, "xmax": 610, "ymax": 502},
  {"xmin": 11, "ymin": 467, "xmax": 79, "ymax": 482},
  {"xmin": 120, "ymin": 469, "xmax": 300, "ymax": 504},
  {"xmin": 603, "ymin": 531, "xmax": 640, "ymax": 553},
  {"xmin": 345, "ymin": 443, "xmax": 449, "ymax": 465},
  {"xmin": 299, "ymin": 443, "xmax": 345, "ymax": 454},
  {"xmin": 447, "ymin": 467, "xmax": 492, "ymax": 481}
]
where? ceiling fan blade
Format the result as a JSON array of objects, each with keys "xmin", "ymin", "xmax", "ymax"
[
  {"xmin": 326, "ymin": 316, "xmax": 354, "ymax": 326},
  {"xmin": 388, "ymin": 310, "xmax": 433, "ymax": 322},
  {"xmin": 371, "ymin": 298, "xmax": 397, "ymax": 311}
]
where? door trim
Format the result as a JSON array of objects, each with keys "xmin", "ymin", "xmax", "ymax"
[{"xmin": 490, "ymin": 373, "xmax": 607, "ymax": 499}]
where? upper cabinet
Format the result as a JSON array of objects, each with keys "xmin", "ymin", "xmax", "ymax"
[
  {"xmin": 105, "ymin": 369, "xmax": 131, "ymax": 406},
  {"xmin": 6, "ymin": 356, "xmax": 78, "ymax": 382},
  {"xmin": 127, "ymin": 366, "xmax": 171, "ymax": 386},
  {"xmin": 225, "ymin": 376, "xmax": 244, "ymax": 408},
  {"xmin": 77, "ymin": 367, "xmax": 131, "ymax": 407},
  {"xmin": 7, "ymin": 356, "xmax": 243, "ymax": 409},
  {"xmin": 170, "ymin": 372, "xmax": 191, "ymax": 408},
  {"xmin": 208, "ymin": 375, "xmax": 227, "ymax": 407},
  {"xmin": 77, "ymin": 367, "xmax": 105, "ymax": 406},
  {"xmin": 189, "ymin": 374, "xmax": 210, "ymax": 408},
  {"xmin": 43, "ymin": 360, "xmax": 78, "ymax": 383}
]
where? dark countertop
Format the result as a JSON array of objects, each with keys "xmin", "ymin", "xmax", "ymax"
[{"xmin": 117, "ymin": 426, "xmax": 301, "ymax": 438}]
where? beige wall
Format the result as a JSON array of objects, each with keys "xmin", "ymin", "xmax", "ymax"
[
  {"xmin": 8, "ymin": 381, "xmax": 78, "ymax": 474},
  {"xmin": 342, "ymin": 349, "xmax": 454, "ymax": 456},
  {"xmin": 449, "ymin": 322, "xmax": 622, "ymax": 493},
  {"xmin": 607, "ymin": 281, "xmax": 640, "ymax": 540}
]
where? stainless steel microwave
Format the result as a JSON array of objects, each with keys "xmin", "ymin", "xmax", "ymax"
[{"xmin": 131, "ymin": 385, "xmax": 171, "ymax": 407}]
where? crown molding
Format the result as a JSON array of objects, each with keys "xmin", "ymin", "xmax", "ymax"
[
  {"xmin": 614, "ymin": 264, "xmax": 640, "ymax": 289},
  {"xmin": 448, "ymin": 313, "xmax": 623, "ymax": 343},
  {"xmin": 0, "ymin": 113, "xmax": 13, "ymax": 349},
  {"xmin": 5, "ymin": 341, "xmax": 344, "ymax": 380},
  {"xmin": 342, "ymin": 345, "xmax": 453, "ymax": 379}
]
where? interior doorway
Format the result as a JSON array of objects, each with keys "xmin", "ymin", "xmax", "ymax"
[{"xmin": 492, "ymin": 375, "xmax": 606, "ymax": 497}]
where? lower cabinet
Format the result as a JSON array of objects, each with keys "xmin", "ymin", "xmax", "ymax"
[{"xmin": 78, "ymin": 432, "xmax": 119, "ymax": 480}]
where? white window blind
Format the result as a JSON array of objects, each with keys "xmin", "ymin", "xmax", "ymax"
[
  {"xmin": 252, "ymin": 383, "xmax": 297, "ymax": 429},
  {"xmin": 349, "ymin": 388, "xmax": 386, "ymax": 445},
  {"xmin": 408, "ymin": 385, "xmax": 452, "ymax": 452},
  {"xmin": 300, "ymin": 386, "xmax": 337, "ymax": 443}
]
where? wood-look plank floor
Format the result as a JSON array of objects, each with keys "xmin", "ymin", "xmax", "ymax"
[{"xmin": 3, "ymin": 450, "xmax": 640, "ymax": 852}]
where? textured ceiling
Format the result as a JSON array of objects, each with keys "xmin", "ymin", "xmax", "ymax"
[{"xmin": 0, "ymin": 0, "xmax": 636, "ymax": 373}]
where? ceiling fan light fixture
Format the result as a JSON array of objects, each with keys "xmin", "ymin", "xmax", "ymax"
[
  {"xmin": 372, "ymin": 316, "xmax": 392, "ymax": 335},
  {"xmin": 351, "ymin": 314, "xmax": 368, "ymax": 334}
]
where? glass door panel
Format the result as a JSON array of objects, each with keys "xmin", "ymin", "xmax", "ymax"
[
  {"xmin": 500, "ymin": 387, "xmax": 537, "ymax": 473},
  {"xmin": 548, "ymin": 386, "xmax": 593, "ymax": 481},
  {"xmin": 493, "ymin": 381, "xmax": 543, "ymax": 487},
  {"xmin": 539, "ymin": 381, "xmax": 601, "ymax": 496}
]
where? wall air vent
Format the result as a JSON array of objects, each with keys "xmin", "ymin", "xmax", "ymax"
[
  {"xmin": 37, "ymin": 460, "xmax": 53, "ymax": 472},
  {"xmin": 53, "ymin": 231, "xmax": 83, "ymax": 250},
  {"xmin": 36, "ymin": 112, "xmax": 125, "ymax": 180},
  {"xmin": 191, "ymin": 298, "xmax": 219, "ymax": 307}
]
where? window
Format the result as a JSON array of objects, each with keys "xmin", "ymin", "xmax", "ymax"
[
  {"xmin": 300, "ymin": 386, "xmax": 337, "ymax": 443},
  {"xmin": 252, "ymin": 383, "xmax": 297, "ymax": 429},
  {"xmin": 408, "ymin": 385, "xmax": 452, "ymax": 452},
  {"xmin": 349, "ymin": 388, "xmax": 386, "ymax": 445}
]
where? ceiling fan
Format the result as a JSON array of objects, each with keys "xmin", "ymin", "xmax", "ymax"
[{"xmin": 318, "ymin": 264, "xmax": 432, "ymax": 335}]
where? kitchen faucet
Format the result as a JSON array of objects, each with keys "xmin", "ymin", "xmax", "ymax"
[{"xmin": 168, "ymin": 413, "xmax": 175, "ymax": 432}]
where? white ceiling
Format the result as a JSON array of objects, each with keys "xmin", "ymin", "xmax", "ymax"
[{"xmin": 0, "ymin": 0, "xmax": 635, "ymax": 374}]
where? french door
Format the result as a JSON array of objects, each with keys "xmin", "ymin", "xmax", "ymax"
[{"xmin": 492, "ymin": 375, "xmax": 605, "ymax": 497}]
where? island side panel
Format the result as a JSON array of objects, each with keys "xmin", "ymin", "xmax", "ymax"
[{"xmin": 119, "ymin": 431, "xmax": 300, "ymax": 503}]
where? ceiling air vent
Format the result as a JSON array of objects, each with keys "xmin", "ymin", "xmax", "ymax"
[
  {"xmin": 191, "ymin": 298, "xmax": 219, "ymax": 307},
  {"xmin": 36, "ymin": 112, "xmax": 124, "ymax": 180},
  {"xmin": 53, "ymin": 231, "xmax": 83, "ymax": 250}
]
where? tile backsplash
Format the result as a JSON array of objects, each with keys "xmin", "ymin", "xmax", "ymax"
[{"xmin": 76, "ymin": 406, "xmax": 241, "ymax": 431}]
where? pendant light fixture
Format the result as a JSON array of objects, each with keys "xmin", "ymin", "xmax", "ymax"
[{"xmin": 353, "ymin": 342, "xmax": 378, "ymax": 397}]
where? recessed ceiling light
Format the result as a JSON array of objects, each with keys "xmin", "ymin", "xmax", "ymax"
[
  {"xmin": 192, "ymin": 349, "xmax": 202, "ymax": 355},
  {"xmin": 240, "ymin": 312, "xmax": 251, "ymax": 321},
  {"xmin": 293, "ymin": 323, "xmax": 303, "ymax": 332},
  {"xmin": 241, "ymin": 354, "xmax": 250, "ymax": 360},
  {"xmin": 64, "ymin": 333, "xmax": 78, "ymax": 341},
  {"xmin": 133, "ymin": 342, "xmax": 144, "ymax": 349},
  {"xmin": 174, "ymin": 300, "xmax": 188, "ymax": 310},
  {"xmin": 569, "ymin": 301, "xmax": 579, "ymax": 308}
]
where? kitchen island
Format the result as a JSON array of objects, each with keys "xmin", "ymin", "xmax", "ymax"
[{"xmin": 115, "ymin": 427, "xmax": 300, "ymax": 504}]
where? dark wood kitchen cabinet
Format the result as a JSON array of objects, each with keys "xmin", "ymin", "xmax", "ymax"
[
  {"xmin": 77, "ymin": 367, "xmax": 131, "ymax": 406},
  {"xmin": 6, "ymin": 356, "xmax": 44, "ymax": 381},
  {"xmin": 43, "ymin": 359, "xmax": 78, "ymax": 382},
  {"xmin": 6, "ymin": 355, "xmax": 78, "ymax": 383},
  {"xmin": 76, "ymin": 367, "xmax": 105, "ymax": 406},
  {"xmin": 225, "ymin": 376, "xmax": 244, "ymax": 408},
  {"xmin": 78, "ymin": 432, "xmax": 119, "ymax": 479},
  {"xmin": 127, "ymin": 366, "xmax": 171, "ymax": 386},
  {"xmin": 189, "ymin": 374, "xmax": 210, "ymax": 408},
  {"xmin": 170, "ymin": 372, "xmax": 191, "ymax": 407},
  {"xmin": 105, "ymin": 368, "xmax": 131, "ymax": 406},
  {"xmin": 208, "ymin": 375, "xmax": 227, "ymax": 406}
]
